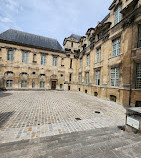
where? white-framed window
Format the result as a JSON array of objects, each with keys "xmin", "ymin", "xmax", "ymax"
[
  {"xmin": 60, "ymin": 84, "xmax": 63, "ymax": 89},
  {"xmin": 79, "ymin": 73, "xmax": 82, "ymax": 84},
  {"xmin": 114, "ymin": 5, "xmax": 122, "ymax": 25},
  {"xmin": 40, "ymin": 81, "xmax": 45, "ymax": 88},
  {"xmin": 22, "ymin": 72, "xmax": 27, "ymax": 78},
  {"xmin": 7, "ymin": 50, "xmax": 14, "ymax": 61},
  {"xmin": 80, "ymin": 58, "xmax": 83, "ymax": 68},
  {"xmin": 6, "ymin": 80, "xmax": 13, "ymax": 87},
  {"xmin": 21, "ymin": 81, "xmax": 27, "ymax": 88},
  {"xmin": 22, "ymin": 52, "xmax": 28, "ymax": 63},
  {"xmin": 85, "ymin": 72, "xmax": 89, "ymax": 85},
  {"xmin": 136, "ymin": 63, "xmax": 141, "ymax": 89},
  {"xmin": 111, "ymin": 67, "xmax": 120, "ymax": 87},
  {"xmin": 41, "ymin": 55, "xmax": 46, "ymax": 65},
  {"xmin": 95, "ymin": 70, "xmax": 100, "ymax": 85},
  {"xmin": 87, "ymin": 54, "xmax": 90, "ymax": 66},
  {"xmin": 7, "ymin": 71, "xmax": 13, "ymax": 77},
  {"xmin": 53, "ymin": 56, "xmax": 57, "ymax": 66},
  {"xmin": 40, "ymin": 74, "xmax": 45, "ymax": 78},
  {"xmin": 112, "ymin": 37, "xmax": 121, "ymax": 57},
  {"xmin": 97, "ymin": 48, "xmax": 101, "ymax": 63}
]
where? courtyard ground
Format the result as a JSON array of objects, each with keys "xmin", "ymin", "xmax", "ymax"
[{"xmin": 0, "ymin": 91, "xmax": 126, "ymax": 144}]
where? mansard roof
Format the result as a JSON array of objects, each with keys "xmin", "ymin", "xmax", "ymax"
[
  {"xmin": 70, "ymin": 34, "xmax": 81, "ymax": 41},
  {"xmin": 0, "ymin": 29, "xmax": 63, "ymax": 51}
]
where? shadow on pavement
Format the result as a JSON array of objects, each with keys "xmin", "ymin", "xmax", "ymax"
[
  {"xmin": 0, "ymin": 112, "xmax": 14, "ymax": 128},
  {"xmin": 0, "ymin": 92, "xmax": 12, "ymax": 98}
]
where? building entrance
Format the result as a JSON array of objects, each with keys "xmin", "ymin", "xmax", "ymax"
[{"xmin": 51, "ymin": 81, "xmax": 56, "ymax": 90}]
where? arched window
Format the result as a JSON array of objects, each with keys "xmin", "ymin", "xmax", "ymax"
[
  {"xmin": 22, "ymin": 72, "xmax": 27, "ymax": 78},
  {"xmin": 7, "ymin": 71, "xmax": 13, "ymax": 77},
  {"xmin": 40, "ymin": 74, "xmax": 45, "ymax": 78}
]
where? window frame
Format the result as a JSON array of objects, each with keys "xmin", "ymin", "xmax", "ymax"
[
  {"xmin": 95, "ymin": 70, "xmax": 100, "ymax": 86},
  {"xmin": 53, "ymin": 56, "xmax": 57, "ymax": 66},
  {"xmin": 6, "ymin": 80, "xmax": 13, "ymax": 87},
  {"xmin": 136, "ymin": 63, "xmax": 141, "ymax": 89},
  {"xmin": 110, "ymin": 67, "xmax": 120, "ymax": 87},
  {"xmin": 22, "ymin": 52, "xmax": 28, "ymax": 63},
  {"xmin": 85, "ymin": 72, "xmax": 89, "ymax": 85},
  {"xmin": 41, "ymin": 55, "xmax": 46, "ymax": 65},
  {"xmin": 112, "ymin": 37, "xmax": 121, "ymax": 57},
  {"xmin": 7, "ymin": 50, "xmax": 14, "ymax": 61},
  {"xmin": 97, "ymin": 48, "xmax": 101, "ymax": 63}
]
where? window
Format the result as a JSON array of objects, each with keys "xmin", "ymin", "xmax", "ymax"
[
  {"xmin": 112, "ymin": 38, "xmax": 121, "ymax": 57},
  {"xmin": 40, "ymin": 81, "xmax": 45, "ymax": 88},
  {"xmin": 22, "ymin": 52, "xmax": 28, "ymax": 63},
  {"xmin": 138, "ymin": 25, "xmax": 141, "ymax": 48},
  {"xmin": 110, "ymin": 95, "xmax": 116, "ymax": 102},
  {"xmin": 71, "ymin": 42, "xmax": 73, "ymax": 47},
  {"xmin": 87, "ymin": 54, "xmax": 90, "ymax": 66},
  {"xmin": 85, "ymin": 72, "xmax": 89, "ymax": 85},
  {"xmin": 114, "ymin": 5, "xmax": 122, "ymax": 25},
  {"xmin": 95, "ymin": 70, "xmax": 100, "ymax": 85},
  {"xmin": 80, "ymin": 58, "xmax": 83, "ymax": 68},
  {"xmin": 7, "ymin": 50, "xmax": 14, "ymax": 61},
  {"xmin": 60, "ymin": 84, "xmax": 63, "ymax": 89},
  {"xmin": 33, "ymin": 54, "xmax": 36, "ymax": 63},
  {"xmin": 22, "ymin": 72, "xmax": 27, "ymax": 78},
  {"xmin": 136, "ymin": 63, "xmax": 141, "ymax": 89},
  {"xmin": 85, "ymin": 90, "xmax": 87, "ymax": 93},
  {"xmin": 32, "ymin": 82, "xmax": 35, "ymax": 88},
  {"xmin": 70, "ymin": 59, "xmax": 72, "ymax": 68},
  {"xmin": 135, "ymin": 101, "xmax": 141, "ymax": 107},
  {"xmin": 88, "ymin": 36, "xmax": 91, "ymax": 46},
  {"xmin": 53, "ymin": 56, "xmax": 57, "ymax": 66},
  {"xmin": 97, "ymin": 33, "xmax": 102, "ymax": 40},
  {"xmin": 41, "ymin": 55, "xmax": 46, "ymax": 65},
  {"xmin": 32, "ymin": 72, "xmax": 36, "ymax": 75},
  {"xmin": 40, "ymin": 74, "xmax": 45, "ymax": 78},
  {"xmin": 6, "ymin": 80, "xmax": 13, "ymax": 87},
  {"xmin": 97, "ymin": 48, "xmax": 101, "ymax": 63},
  {"xmin": 7, "ymin": 71, "xmax": 13, "ymax": 76},
  {"xmin": 21, "ymin": 81, "xmax": 27, "ymax": 88},
  {"xmin": 79, "ymin": 73, "xmax": 82, "ymax": 84},
  {"xmin": 69, "ymin": 73, "xmax": 72, "ymax": 82},
  {"xmin": 111, "ymin": 67, "xmax": 120, "ymax": 87},
  {"xmin": 94, "ymin": 92, "xmax": 98, "ymax": 97}
]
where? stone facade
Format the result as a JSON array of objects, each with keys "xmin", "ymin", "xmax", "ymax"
[{"xmin": 0, "ymin": 0, "xmax": 141, "ymax": 107}]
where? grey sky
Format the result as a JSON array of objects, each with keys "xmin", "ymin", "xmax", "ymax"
[{"xmin": 0, "ymin": 0, "xmax": 113, "ymax": 46}]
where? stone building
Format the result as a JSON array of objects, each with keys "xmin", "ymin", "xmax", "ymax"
[{"xmin": 0, "ymin": 0, "xmax": 141, "ymax": 107}]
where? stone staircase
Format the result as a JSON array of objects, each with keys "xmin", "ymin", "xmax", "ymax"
[{"xmin": 0, "ymin": 126, "xmax": 141, "ymax": 158}]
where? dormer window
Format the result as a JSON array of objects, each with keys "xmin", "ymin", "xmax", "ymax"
[
  {"xmin": 97, "ymin": 33, "xmax": 102, "ymax": 40},
  {"xmin": 71, "ymin": 42, "xmax": 73, "ymax": 47},
  {"xmin": 114, "ymin": 5, "xmax": 122, "ymax": 25}
]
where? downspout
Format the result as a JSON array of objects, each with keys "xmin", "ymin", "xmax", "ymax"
[{"xmin": 129, "ymin": 23, "xmax": 134, "ymax": 107}]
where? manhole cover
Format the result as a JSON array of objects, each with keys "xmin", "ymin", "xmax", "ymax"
[
  {"xmin": 95, "ymin": 111, "xmax": 100, "ymax": 114},
  {"xmin": 75, "ymin": 118, "xmax": 81, "ymax": 120}
]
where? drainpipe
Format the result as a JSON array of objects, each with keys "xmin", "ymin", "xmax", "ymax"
[{"xmin": 129, "ymin": 23, "xmax": 134, "ymax": 107}]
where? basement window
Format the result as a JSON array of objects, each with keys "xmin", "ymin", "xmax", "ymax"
[
  {"xmin": 94, "ymin": 92, "xmax": 98, "ymax": 97},
  {"xmin": 110, "ymin": 95, "xmax": 116, "ymax": 102},
  {"xmin": 135, "ymin": 101, "xmax": 141, "ymax": 107}
]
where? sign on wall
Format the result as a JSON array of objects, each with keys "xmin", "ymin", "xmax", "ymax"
[{"xmin": 127, "ymin": 116, "xmax": 140, "ymax": 129}]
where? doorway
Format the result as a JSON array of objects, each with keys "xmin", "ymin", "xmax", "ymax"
[{"xmin": 51, "ymin": 81, "xmax": 56, "ymax": 90}]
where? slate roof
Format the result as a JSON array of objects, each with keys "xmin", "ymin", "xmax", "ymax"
[
  {"xmin": 101, "ymin": 13, "xmax": 110, "ymax": 24},
  {"xmin": 0, "ymin": 29, "xmax": 63, "ymax": 51},
  {"xmin": 70, "ymin": 34, "xmax": 81, "ymax": 42}
]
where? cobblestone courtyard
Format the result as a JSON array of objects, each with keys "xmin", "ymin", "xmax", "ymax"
[{"xmin": 0, "ymin": 91, "xmax": 126, "ymax": 143}]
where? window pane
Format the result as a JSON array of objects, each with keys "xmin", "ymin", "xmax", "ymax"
[
  {"xmin": 111, "ymin": 68, "xmax": 119, "ymax": 87},
  {"xmin": 136, "ymin": 63, "xmax": 141, "ymax": 89},
  {"xmin": 7, "ymin": 50, "xmax": 14, "ymax": 61}
]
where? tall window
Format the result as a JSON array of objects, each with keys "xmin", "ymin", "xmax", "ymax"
[
  {"xmin": 22, "ymin": 52, "xmax": 28, "ymax": 63},
  {"xmin": 70, "ymin": 59, "xmax": 72, "ymax": 68},
  {"xmin": 40, "ymin": 81, "xmax": 45, "ymax": 88},
  {"xmin": 21, "ymin": 81, "xmax": 27, "ymax": 88},
  {"xmin": 136, "ymin": 63, "xmax": 141, "ymax": 89},
  {"xmin": 114, "ymin": 5, "xmax": 122, "ymax": 25},
  {"xmin": 41, "ymin": 55, "xmax": 46, "ymax": 65},
  {"xmin": 32, "ymin": 82, "xmax": 35, "ymax": 88},
  {"xmin": 69, "ymin": 73, "xmax": 72, "ymax": 82},
  {"xmin": 22, "ymin": 72, "xmax": 27, "ymax": 78},
  {"xmin": 79, "ymin": 73, "xmax": 82, "ymax": 84},
  {"xmin": 7, "ymin": 71, "xmax": 13, "ymax": 76},
  {"xmin": 111, "ymin": 67, "xmax": 120, "ymax": 87},
  {"xmin": 95, "ymin": 70, "xmax": 100, "ymax": 85},
  {"xmin": 6, "ymin": 80, "xmax": 13, "ymax": 87},
  {"xmin": 7, "ymin": 50, "xmax": 14, "ymax": 61},
  {"xmin": 97, "ymin": 48, "xmax": 101, "ymax": 63},
  {"xmin": 80, "ymin": 58, "xmax": 83, "ymax": 68},
  {"xmin": 71, "ymin": 42, "xmax": 73, "ymax": 47},
  {"xmin": 112, "ymin": 38, "xmax": 121, "ymax": 57},
  {"xmin": 40, "ymin": 74, "xmax": 45, "ymax": 78},
  {"xmin": 138, "ymin": 25, "xmax": 141, "ymax": 48},
  {"xmin": 53, "ymin": 56, "xmax": 57, "ymax": 66},
  {"xmin": 85, "ymin": 72, "xmax": 89, "ymax": 85},
  {"xmin": 88, "ymin": 36, "xmax": 91, "ymax": 46},
  {"xmin": 87, "ymin": 54, "xmax": 90, "ymax": 66}
]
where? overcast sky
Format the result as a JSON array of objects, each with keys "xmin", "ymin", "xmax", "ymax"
[{"xmin": 0, "ymin": 0, "xmax": 113, "ymax": 46}]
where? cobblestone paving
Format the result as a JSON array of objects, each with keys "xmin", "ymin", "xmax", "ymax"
[{"xmin": 0, "ymin": 91, "xmax": 126, "ymax": 143}]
